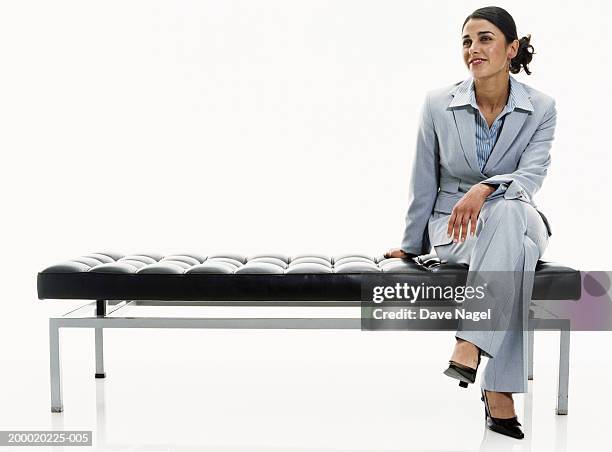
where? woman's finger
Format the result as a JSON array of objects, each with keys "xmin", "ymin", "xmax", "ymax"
[
  {"xmin": 460, "ymin": 213, "xmax": 470, "ymax": 242},
  {"xmin": 447, "ymin": 211, "xmax": 457, "ymax": 237},
  {"xmin": 469, "ymin": 212, "xmax": 478, "ymax": 237},
  {"xmin": 453, "ymin": 213, "xmax": 463, "ymax": 243}
]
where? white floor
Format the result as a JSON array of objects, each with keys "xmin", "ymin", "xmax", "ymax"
[{"xmin": 1, "ymin": 303, "xmax": 609, "ymax": 452}]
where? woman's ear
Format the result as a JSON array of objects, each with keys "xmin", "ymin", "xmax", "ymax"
[{"xmin": 508, "ymin": 39, "xmax": 519, "ymax": 60}]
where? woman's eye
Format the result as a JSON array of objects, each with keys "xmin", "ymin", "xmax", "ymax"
[{"xmin": 463, "ymin": 36, "xmax": 491, "ymax": 45}]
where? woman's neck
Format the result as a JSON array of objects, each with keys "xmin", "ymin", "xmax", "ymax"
[{"xmin": 473, "ymin": 72, "xmax": 510, "ymax": 112}]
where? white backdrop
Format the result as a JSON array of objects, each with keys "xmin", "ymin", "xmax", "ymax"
[
  {"xmin": 2, "ymin": 0, "xmax": 609, "ymax": 266},
  {"xmin": 0, "ymin": 1, "xmax": 610, "ymax": 448}
]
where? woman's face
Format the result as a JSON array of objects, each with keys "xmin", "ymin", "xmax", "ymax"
[{"xmin": 462, "ymin": 18, "xmax": 519, "ymax": 79}]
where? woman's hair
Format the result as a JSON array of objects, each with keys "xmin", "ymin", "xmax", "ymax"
[{"xmin": 462, "ymin": 6, "xmax": 535, "ymax": 75}]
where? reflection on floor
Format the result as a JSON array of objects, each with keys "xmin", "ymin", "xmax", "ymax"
[{"xmin": 3, "ymin": 329, "xmax": 607, "ymax": 451}]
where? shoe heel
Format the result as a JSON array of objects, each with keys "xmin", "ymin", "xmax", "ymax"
[{"xmin": 459, "ymin": 381, "xmax": 468, "ymax": 388}]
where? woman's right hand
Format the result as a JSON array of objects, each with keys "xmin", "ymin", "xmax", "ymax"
[{"xmin": 384, "ymin": 248, "xmax": 418, "ymax": 259}]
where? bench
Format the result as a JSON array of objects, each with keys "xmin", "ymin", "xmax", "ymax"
[{"xmin": 37, "ymin": 251, "xmax": 581, "ymax": 414}]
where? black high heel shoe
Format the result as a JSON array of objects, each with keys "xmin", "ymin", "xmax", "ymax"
[
  {"xmin": 481, "ymin": 389, "xmax": 524, "ymax": 439},
  {"xmin": 443, "ymin": 347, "xmax": 481, "ymax": 388}
]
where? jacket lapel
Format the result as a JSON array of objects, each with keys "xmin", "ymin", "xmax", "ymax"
[
  {"xmin": 482, "ymin": 109, "xmax": 529, "ymax": 173},
  {"xmin": 448, "ymin": 78, "xmax": 482, "ymax": 175},
  {"xmin": 452, "ymin": 106, "xmax": 482, "ymax": 175}
]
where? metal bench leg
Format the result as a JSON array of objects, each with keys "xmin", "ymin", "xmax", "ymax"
[
  {"xmin": 95, "ymin": 328, "xmax": 106, "ymax": 378},
  {"xmin": 528, "ymin": 328, "xmax": 534, "ymax": 380},
  {"xmin": 50, "ymin": 319, "xmax": 63, "ymax": 413},
  {"xmin": 557, "ymin": 328, "xmax": 570, "ymax": 415},
  {"xmin": 95, "ymin": 300, "xmax": 106, "ymax": 378}
]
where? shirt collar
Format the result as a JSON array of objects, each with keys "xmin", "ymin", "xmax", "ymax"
[{"xmin": 448, "ymin": 74, "xmax": 534, "ymax": 112}]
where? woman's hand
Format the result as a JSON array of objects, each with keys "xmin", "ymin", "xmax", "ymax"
[
  {"xmin": 384, "ymin": 248, "xmax": 418, "ymax": 259},
  {"xmin": 446, "ymin": 183, "xmax": 496, "ymax": 243}
]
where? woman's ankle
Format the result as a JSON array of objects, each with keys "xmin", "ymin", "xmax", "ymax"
[
  {"xmin": 485, "ymin": 390, "xmax": 516, "ymax": 419},
  {"xmin": 450, "ymin": 339, "xmax": 479, "ymax": 368}
]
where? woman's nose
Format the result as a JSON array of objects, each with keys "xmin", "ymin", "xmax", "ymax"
[{"xmin": 469, "ymin": 42, "xmax": 482, "ymax": 55}]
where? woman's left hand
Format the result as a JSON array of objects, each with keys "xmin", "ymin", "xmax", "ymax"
[{"xmin": 446, "ymin": 183, "xmax": 496, "ymax": 243}]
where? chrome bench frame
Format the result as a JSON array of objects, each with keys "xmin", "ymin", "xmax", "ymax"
[{"xmin": 49, "ymin": 298, "xmax": 570, "ymax": 415}]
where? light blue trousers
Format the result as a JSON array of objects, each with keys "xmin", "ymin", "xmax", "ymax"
[{"xmin": 430, "ymin": 197, "xmax": 549, "ymax": 393}]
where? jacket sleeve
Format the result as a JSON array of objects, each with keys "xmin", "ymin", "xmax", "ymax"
[
  {"xmin": 480, "ymin": 99, "xmax": 557, "ymax": 202},
  {"xmin": 400, "ymin": 93, "xmax": 440, "ymax": 255}
]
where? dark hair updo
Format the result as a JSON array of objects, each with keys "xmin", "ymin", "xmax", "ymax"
[{"xmin": 462, "ymin": 6, "xmax": 536, "ymax": 75}]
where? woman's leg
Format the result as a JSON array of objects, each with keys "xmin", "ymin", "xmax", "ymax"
[{"xmin": 454, "ymin": 197, "xmax": 549, "ymax": 392}]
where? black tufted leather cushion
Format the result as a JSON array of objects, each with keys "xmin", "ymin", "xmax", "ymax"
[{"xmin": 37, "ymin": 252, "xmax": 581, "ymax": 303}]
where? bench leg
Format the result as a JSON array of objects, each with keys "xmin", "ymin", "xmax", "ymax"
[
  {"xmin": 528, "ymin": 328, "xmax": 534, "ymax": 380},
  {"xmin": 557, "ymin": 328, "xmax": 570, "ymax": 415},
  {"xmin": 95, "ymin": 300, "xmax": 106, "ymax": 378},
  {"xmin": 50, "ymin": 319, "xmax": 63, "ymax": 413},
  {"xmin": 95, "ymin": 328, "xmax": 106, "ymax": 378}
]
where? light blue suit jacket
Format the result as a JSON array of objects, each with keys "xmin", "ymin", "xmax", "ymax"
[{"xmin": 401, "ymin": 75, "xmax": 557, "ymax": 255}]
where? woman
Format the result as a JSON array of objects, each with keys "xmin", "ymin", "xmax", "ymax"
[{"xmin": 385, "ymin": 6, "xmax": 556, "ymax": 439}]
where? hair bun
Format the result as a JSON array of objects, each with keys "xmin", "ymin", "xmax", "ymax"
[
  {"xmin": 519, "ymin": 35, "xmax": 532, "ymax": 49},
  {"xmin": 511, "ymin": 34, "xmax": 535, "ymax": 75}
]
